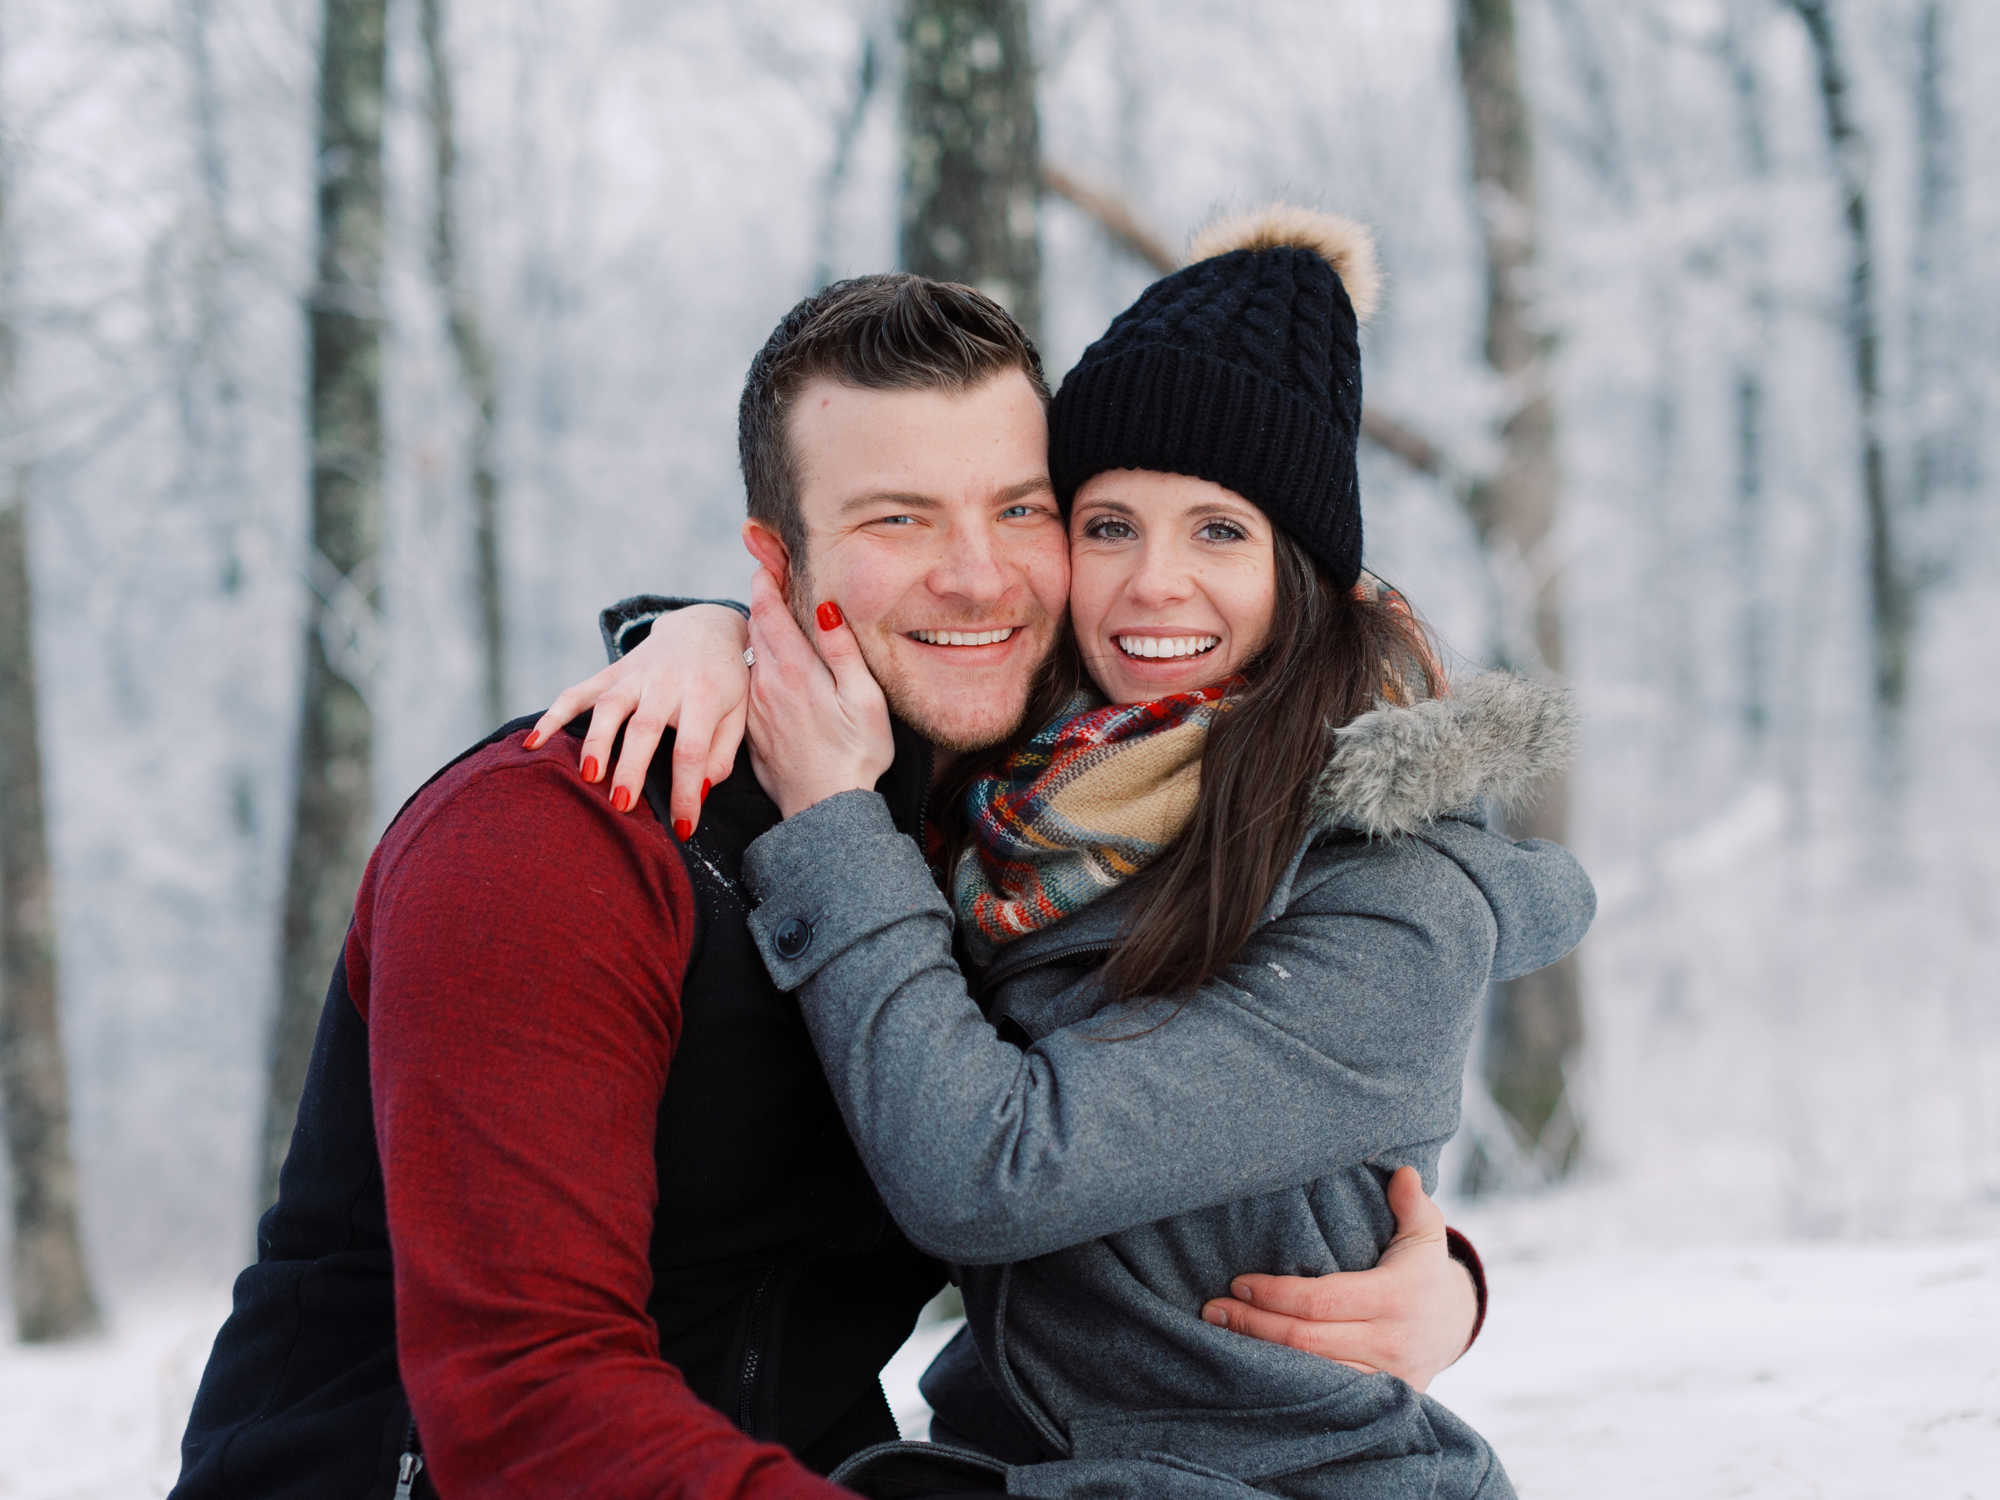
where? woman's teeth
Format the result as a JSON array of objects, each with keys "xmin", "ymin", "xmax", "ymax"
[
  {"xmin": 911, "ymin": 628, "xmax": 1014, "ymax": 646},
  {"xmin": 1114, "ymin": 635, "xmax": 1220, "ymax": 660}
]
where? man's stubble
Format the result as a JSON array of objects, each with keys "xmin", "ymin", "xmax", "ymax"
[{"xmin": 785, "ymin": 558, "xmax": 1056, "ymax": 755}]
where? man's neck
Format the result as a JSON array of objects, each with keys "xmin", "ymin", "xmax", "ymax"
[{"xmin": 930, "ymin": 745, "xmax": 961, "ymax": 785}]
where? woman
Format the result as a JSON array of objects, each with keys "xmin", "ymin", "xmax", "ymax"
[{"xmin": 572, "ymin": 209, "xmax": 1590, "ymax": 1498}]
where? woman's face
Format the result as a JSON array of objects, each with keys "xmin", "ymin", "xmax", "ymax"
[{"xmin": 1067, "ymin": 469, "xmax": 1277, "ymax": 705}]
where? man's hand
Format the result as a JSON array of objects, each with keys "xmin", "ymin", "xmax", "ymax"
[
  {"xmin": 1200, "ymin": 1166, "xmax": 1479, "ymax": 1393},
  {"xmin": 525, "ymin": 603, "xmax": 750, "ymax": 838}
]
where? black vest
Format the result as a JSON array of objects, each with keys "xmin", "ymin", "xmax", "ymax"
[{"xmin": 171, "ymin": 716, "xmax": 945, "ymax": 1499}]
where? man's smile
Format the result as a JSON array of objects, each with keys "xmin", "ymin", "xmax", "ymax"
[{"xmin": 908, "ymin": 627, "xmax": 1017, "ymax": 646}]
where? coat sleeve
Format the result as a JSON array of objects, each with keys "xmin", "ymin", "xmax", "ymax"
[
  {"xmin": 742, "ymin": 790, "xmax": 1497, "ymax": 1265},
  {"xmin": 357, "ymin": 744, "xmax": 849, "ymax": 1500}
]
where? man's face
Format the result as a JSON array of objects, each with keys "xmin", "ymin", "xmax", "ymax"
[{"xmin": 766, "ymin": 370, "xmax": 1069, "ymax": 753}]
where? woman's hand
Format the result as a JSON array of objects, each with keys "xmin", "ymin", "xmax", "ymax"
[
  {"xmin": 525, "ymin": 603, "xmax": 749, "ymax": 837},
  {"xmin": 743, "ymin": 569, "xmax": 893, "ymax": 819}
]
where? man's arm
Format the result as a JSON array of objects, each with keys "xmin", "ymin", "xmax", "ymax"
[
  {"xmin": 353, "ymin": 736, "xmax": 846, "ymax": 1500},
  {"xmin": 1201, "ymin": 1166, "xmax": 1486, "ymax": 1393}
]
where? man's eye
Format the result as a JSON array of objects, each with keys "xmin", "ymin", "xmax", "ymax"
[
  {"xmin": 1000, "ymin": 503, "xmax": 1047, "ymax": 520},
  {"xmin": 873, "ymin": 514, "xmax": 918, "ymax": 527}
]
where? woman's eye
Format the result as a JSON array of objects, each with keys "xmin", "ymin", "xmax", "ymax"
[
  {"xmin": 1085, "ymin": 518, "xmax": 1136, "ymax": 540},
  {"xmin": 1198, "ymin": 521, "xmax": 1246, "ymax": 542}
]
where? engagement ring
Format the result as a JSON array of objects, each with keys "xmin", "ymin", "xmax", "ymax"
[{"xmin": 743, "ymin": 648, "xmax": 756, "ymax": 667}]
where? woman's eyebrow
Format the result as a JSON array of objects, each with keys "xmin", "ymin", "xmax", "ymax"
[{"xmin": 1183, "ymin": 500, "xmax": 1261, "ymax": 525}]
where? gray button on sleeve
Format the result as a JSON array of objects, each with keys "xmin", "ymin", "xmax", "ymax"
[{"xmin": 743, "ymin": 789, "xmax": 950, "ymax": 989}]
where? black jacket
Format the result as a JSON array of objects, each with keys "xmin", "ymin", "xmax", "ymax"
[{"xmin": 171, "ymin": 709, "xmax": 944, "ymax": 1499}]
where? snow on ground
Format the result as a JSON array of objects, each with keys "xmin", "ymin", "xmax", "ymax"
[
  {"xmin": 1425, "ymin": 1238, "xmax": 2000, "ymax": 1500},
  {"xmin": 3, "ymin": 1239, "xmax": 1993, "ymax": 1499},
  {"xmin": 0, "ymin": 1291, "xmax": 223, "ymax": 1499}
]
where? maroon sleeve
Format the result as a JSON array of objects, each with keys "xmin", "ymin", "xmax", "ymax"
[
  {"xmin": 1444, "ymin": 1228, "xmax": 1488, "ymax": 1354},
  {"xmin": 349, "ymin": 733, "xmax": 849, "ymax": 1500}
]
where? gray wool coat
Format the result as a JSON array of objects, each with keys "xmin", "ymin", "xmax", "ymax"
[{"xmin": 740, "ymin": 672, "xmax": 1595, "ymax": 1500}]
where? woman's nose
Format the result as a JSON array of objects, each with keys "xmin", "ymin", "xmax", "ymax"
[{"xmin": 1123, "ymin": 541, "xmax": 1193, "ymax": 607}]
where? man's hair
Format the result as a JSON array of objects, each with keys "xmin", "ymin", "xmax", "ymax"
[{"xmin": 738, "ymin": 275, "xmax": 1050, "ymax": 568}]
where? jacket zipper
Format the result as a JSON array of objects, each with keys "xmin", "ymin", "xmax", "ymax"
[
  {"xmin": 914, "ymin": 741, "xmax": 935, "ymax": 873},
  {"xmin": 735, "ymin": 1266, "xmax": 782, "ymax": 1435},
  {"xmin": 980, "ymin": 941, "xmax": 1111, "ymax": 997},
  {"xmin": 394, "ymin": 1417, "xmax": 424, "ymax": 1499}
]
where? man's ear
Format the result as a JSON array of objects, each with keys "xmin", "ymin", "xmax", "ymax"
[{"xmin": 742, "ymin": 520, "xmax": 792, "ymax": 595}]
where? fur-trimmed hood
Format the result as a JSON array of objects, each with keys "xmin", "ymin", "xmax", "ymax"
[{"xmin": 1313, "ymin": 670, "xmax": 1579, "ymax": 838}]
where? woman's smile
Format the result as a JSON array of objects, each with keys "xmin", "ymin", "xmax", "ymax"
[{"xmin": 1112, "ymin": 633, "xmax": 1220, "ymax": 660}]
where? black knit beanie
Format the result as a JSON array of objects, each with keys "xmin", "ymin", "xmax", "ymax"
[{"xmin": 1047, "ymin": 205, "xmax": 1381, "ymax": 590}]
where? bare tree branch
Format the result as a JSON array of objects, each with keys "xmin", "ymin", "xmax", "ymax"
[{"xmin": 1039, "ymin": 162, "xmax": 1178, "ymax": 275}]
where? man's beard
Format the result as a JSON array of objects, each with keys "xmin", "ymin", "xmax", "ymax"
[{"xmin": 787, "ymin": 569, "xmax": 1053, "ymax": 754}]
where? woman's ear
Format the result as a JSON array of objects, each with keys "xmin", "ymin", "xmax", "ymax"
[{"xmin": 742, "ymin": 520, "xmax": 792, "ymax": 595}]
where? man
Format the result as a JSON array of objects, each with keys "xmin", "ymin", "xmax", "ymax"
[{"xmin": 174, "ymin": 275, "xmax": 1481, "ymax": 1500}]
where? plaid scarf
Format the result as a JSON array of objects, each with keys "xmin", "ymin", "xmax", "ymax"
[{"xmin": 952, "ymin": 682, "xmax": 1231, "ymax": 964}]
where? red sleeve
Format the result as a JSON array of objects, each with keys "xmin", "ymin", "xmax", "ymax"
[
  {"xmin": 350, "ymin": 733, "xmax": 849, "ymax": 1500},
  {"xmin": 1444, "ymin": 1228, "xmax": 1487, "ymax": 1353}
]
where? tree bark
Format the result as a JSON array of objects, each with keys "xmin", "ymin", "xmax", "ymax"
[
  {"xmin": 0, "ymin": 151, "xmax": 102, "ymax": 1339},
  {"xmin": 1789, "ymin": 0, "xmax": 1907, "ymax": 743},
  {"xmin": 1719, "ymin": 2, "xmax": 1779, "ymax": 759},
  {"xmin": 419, "ymin": 0, "xmax": 505, "ymax": 727},
  {"xmin": 0, "ymin": 496, "xmax": 103, "ymax": 1346},
  {"xmin": 898, "ymin": 0, "xmax": 1042, "ymax": 346},
  {"xmin": 1455, "ymin": 0, "xmax": 1582, "ymax": 1176},
  {"xmin": 262, "ymin": 0, "xmax": 388, "ymax": 1211}
]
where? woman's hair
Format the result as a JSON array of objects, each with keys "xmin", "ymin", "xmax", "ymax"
[{"xmin": 934, "ymin": 529, "xmax": 1441, "ymax": 1008}]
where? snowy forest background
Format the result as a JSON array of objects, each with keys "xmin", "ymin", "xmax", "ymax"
[{"xmin": 0, "ymin": 0, "xmax": 1997, "ymax": 1367}]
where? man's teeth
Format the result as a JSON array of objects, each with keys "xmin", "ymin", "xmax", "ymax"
[
  {"xmin": 911, "ymin": 628, "xmax": 1015, "ymax": 646},
  {"xmin": 1115, "ymin": 635, "xmax": 1220, "ymax": 660}
]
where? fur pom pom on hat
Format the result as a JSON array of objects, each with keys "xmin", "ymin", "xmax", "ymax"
[
  {"xmin": 1048, "ymin": 201, "xmax": 1380, "ymax": 588},
  {"xmin": 1187, "ymin": 205, "xmax": 1383, "ymax": 324}
]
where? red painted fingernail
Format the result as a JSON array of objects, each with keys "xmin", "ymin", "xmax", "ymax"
[
  {"xmin": 700, "ymin": 779, "xmax": 711, "ymax": 803},
  {"xmin": 523, "ymin": 730, "xmax": 543, "ymax": 751},
  {"xmin": 674, "ymin": 818, "xmax": 692, "ymax": 841},
  {"xmin": 817, "ymin": 601, "xmax": 843, "ymax": 631},
  {"xmin": 611, "ymin": 785, "xmax": 632, "ymax": 813},
  {"xmin": 581, "ymin": 755, "xmax": 600, "ymax": 783}
]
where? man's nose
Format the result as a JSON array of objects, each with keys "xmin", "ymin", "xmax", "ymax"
[{"xmin": 926, "ymin": 524, "xmax": 1012, "ymax": 604}]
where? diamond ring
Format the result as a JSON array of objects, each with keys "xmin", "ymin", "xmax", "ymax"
[{"xmin": 743, "ymin": 647, "xmax": 756, "ymax": 668}]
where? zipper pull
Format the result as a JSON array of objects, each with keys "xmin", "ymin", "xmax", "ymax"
[{"xmin": 395, "ymin": 1451, "xmax": 425, "ymax": 1499}]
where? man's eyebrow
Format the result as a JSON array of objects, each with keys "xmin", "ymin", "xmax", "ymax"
[
  {"xmin": 995, "ymin": 476, "xmax": 1056, "ymax": 504},
  {"xmin": 836, "ymin": 476, "xmax": 1054, "ymax": 517},
  {"xmin": 837, "ymin": 490, "xmax": 945, "ymax": 517}
]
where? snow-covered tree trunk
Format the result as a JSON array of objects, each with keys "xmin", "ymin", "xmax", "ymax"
[
  {"xmin": 899, "ymin": 0, "xmax": 1042, "ymax": 345},
  {"xmin": 1788, "ymin": 0, "xmax": 1907, "ymax": 755},
  {"xmin": 419, "ymin": 0, "xmax": 505, "ymax": 728},
  {"xmin": 1455, "ymin": 0, "xmax": 1583, "ymax": 1176},
  {"xmin": 262, "ymin": 0, "xmax": 388, "ymax": 1210},
  {"xmin": 0, "ymin": 152, "xmax": 101, "ymax": 1340}
]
